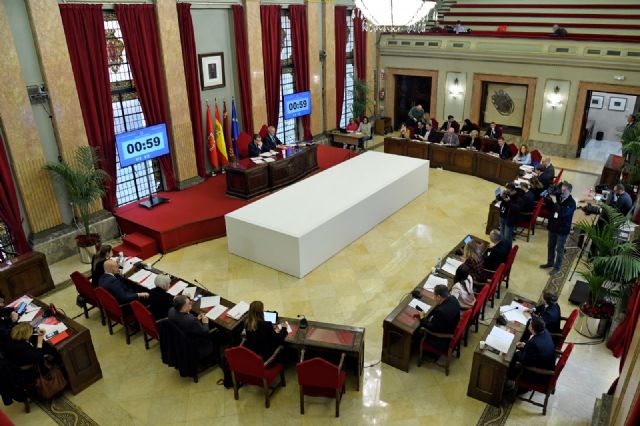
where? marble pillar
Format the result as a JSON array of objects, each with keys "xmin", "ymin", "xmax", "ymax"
[
  {"xmin": 306, "ymin": 0, "xmax": 323, "ymax": 136},
  {"xmin": 244, "ymin": 0, "xmax": 268, "ymax": 131},
  {"xmin": 322, "ymin": 0, "xmax": 336, "ymax": 131}
]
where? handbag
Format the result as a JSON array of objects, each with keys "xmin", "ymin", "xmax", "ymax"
[{"xmin": 35, "ymin": 362, "xmax": 68, "ymax": 400}]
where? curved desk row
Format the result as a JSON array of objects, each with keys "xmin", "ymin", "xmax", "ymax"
[{"xmin": 384, "ymin": 137, "xmax": 519, "ymax": 185}]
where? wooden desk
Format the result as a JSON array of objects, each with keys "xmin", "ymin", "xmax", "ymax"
[
  {"xmin": 283, "ymin": 318, "xmax": 365, "ymax": 390},
  {"xmin": 467, "ymin": 292, "xmax": 534, "ymax": 406},
  {"xmin": 375, "ymin": 117, "xmax": 392, "ymax": 135},
  {"xmin": 329, "ymin": 131, "xmax": 368, "ymax": 150},
  {"xmin": 599, "ymin": 154, "xmax": 623, "ymax": 187},
  {"xmin": 0, "ymin": 252, "xmax": 54, "ymax": 300},
  {"xmin": 225, "ymin": 144, "xmax": 318, "ymax": 199},
  {"xmin": 486, "ymin": 201, "xmax": 501, "ymax": 235},
  {"xmin": 28, "ymin": 296, "xmax": 102, "ymax": 394}
]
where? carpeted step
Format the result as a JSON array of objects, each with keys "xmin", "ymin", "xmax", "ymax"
[{"xmin": 113, "ymin": 232, "xmax": 158, "ymax": 260}]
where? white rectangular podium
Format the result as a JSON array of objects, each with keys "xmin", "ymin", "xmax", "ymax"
[{"xmin": 225, "ymin": 151, "xmax": 429, "ymax": 278}]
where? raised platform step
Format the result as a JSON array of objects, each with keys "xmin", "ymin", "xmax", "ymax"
[{"xmin": 113, "ymin": 232, "xmax": 158, "ymax": 260}]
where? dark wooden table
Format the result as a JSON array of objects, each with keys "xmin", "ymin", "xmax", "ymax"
[
  {"xmin": 0, "ymin": 252, "xmax": 54, "ymax": 300},
  {"xmin": 467, "ymin": 292, "xmax": 535, "ymax": 406},
  {"xmin": 599, "ymin": 153, "xmax": 623, "ymax": 187},
  {"xmin": 225, "ymin": 144, "xmax": 318, "ymax": 199}
]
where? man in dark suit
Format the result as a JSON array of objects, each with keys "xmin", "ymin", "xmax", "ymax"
[
  {"xmin": 414, "ymin": 120, "xmax": 427, "ymax": 140},
  {"xmin": 262, "ymin": 126, "xmax": 282, "ymax": 150},
  {"xmin": 608, "ymin": 183, "xmax": 633, "ymax": 216},
  {"xmin": 494, "ymin": 138, "xmax": 511, "ymax": 159},
  {"xmin": 484, "ymin": 122, "xmax": 502, "ymax": 139},
  {"xmin": 420, "ymin": 285, "xmax": 461, "ymax": 354},
  {"xmin": 540, "ymin": 182, "xmax": 576, "ymax": 276},
  {"xmin": 520, "ymin": 182, "xmax": 536, "ymax": 214},
  {"xmin": 99, "ymin": 260, "xmax": 149, "ymax": 305},
  {"xmin": 168, "ymin": 295, "xmax": 216, "ymax": 360},
  {"xmin": 508, "ymin": 317, "xmax": 556, "ymax": 386},
  {"xmin": 440, "ymin": 115, "xmax": 460, "ymax": 133},
  {"xmin": 422, "ymin": 123, "xmax": 437, "ymax": 142},
  {"xmin": 531, "ymin": 292, "xmax": 561, "ymax": 334},
  {"xmin": 535, "ymin": 157, "xmax": 555, "ymax": 188},
  {"xmin": 483, "ymin": 229, "xmax": 510, "ymax": 271},
  {"xmin": 248, "ymin": 134, "xmax": 268, "ymax": 158}
]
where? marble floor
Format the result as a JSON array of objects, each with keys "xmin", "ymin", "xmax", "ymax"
[
  {"xmin": 580, "ymin": 139, "xmax": 622, "ymax": 162},
  {"xmin": 4, "ymin": 138, "xmax": 620, "ymax": 425}
]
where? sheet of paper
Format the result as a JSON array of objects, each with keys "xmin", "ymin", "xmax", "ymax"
[
  {"xmin": 129, "ymin": 270, "xmax": 157, "ymax": 290},
  {"xmin": 252, "ymin": 158, "xmax": 264, "ymax": 164},
  {"xmin": 259, "ymin": 152, "xmax": 273, "ymax": 157},
  {"xmin": 263, "ymin": 157, "xmax": 275, "ymax": 163},
  {"xmin": 167, "ymin": 280, "xmax": 189, "ymax": 296},
  {"xmin": 408, "ymin": 298, "xmax": 430, "ymax": 313},
  {"xmin": 122, "ymin": 257, "xmax": 143, "ymax": 274},
  {"xmin": 494, "ymin": 200, "xmax": 502, "ymax": 208},
  {"xmin": 503, "ymin": 309, "xmax": 530, "ymax": 325},
  {"xmin": 182, "ymin": 287, "xmax": 197, "ymax": 299},
  {"xmin": 7, "ymin": 295, "xmax": 33, "ymax": 308},
  {"xmin": 523, "ymin": 173, "xmax": 534, "ymax": 179},
  {"xmin": 441, "ymin": 257, "xmax": 462, "ymax": 276},
  {"xmin": 200, "ymin": 296, "xmax": 220, "ymax": 309},
  {"xmin": 227, "ymin": 301, "xmax": 250, "ymax": 320},
  {"xmin": 205, "ymin": 304, "xmax": 227, "ymax": 320},
  {"xmin": 18, "ymin": 308, "xmax": 40, "ymax": 323},
  {"xmin": 486, "ymin": 326, "xmax": 515, "ymax": 354},
  {"xmin": 423, "ymin": 275, "xmax": 448, "ymax": 291},
  {"xmin": 39, "ymin": 322, "xmax": 68, "ymax": 337},
  {"xmin": 520, "ymin": 165, "xmax": 534, "ymax": 172}
]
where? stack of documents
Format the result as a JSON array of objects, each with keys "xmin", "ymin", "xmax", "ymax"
[
  {"xmin": 485, "ymin": 326, "xmax": 515, "ymax": 354},
  {"xmin": 250, "ymin": 158, "xmax": 264, "ymax": 164},
  {"xmin": 441, "ymin": 257, "xmax": 463, "ymax": 275},
  {"xmin": 18, "ymin": 306, "xmax": 41, "ymax": 323},
  {"xmin": 167, "ymin": 280, "xmax": 189, "ymax": 296},
  {"xmin": 39, "ymin": 321, "xmax": 68, "ymax": 338},
  {"xmin": 129, "ymin": 270, "xmax": 157, "ymax": 290},
  {"xmin": 205, "ymin": 305, "xmax": 227, "ymax": 320},
  {"xmin": 520, "ymin": 165, "xmax": 534, "ymax": 173},
  {"xmin": 408, "ymin": 298, "xmax": 430, "ymax": 312},
  {"xmin": 7, "ymin": 295, "xmax": 33, "ymax": 308},
  {"xmin": 423, "ymin": 275, "xmax": 448, "ymax": 291},
  {"xmin": 500, "ymin": 301, "xmax": 530, "ymax": 324},
  {"xmin": 200, "ymin": 295, "xmax": 221, "ymax": 309},
  {"xmin": 182, "ymin": 287, "xmax": 197, "ymax": 299},
  {"xmin": 264, "ymin": 157, "xmax": 275, "ymax": 163},
  {"xmin": 227, "ymin": 301, "xmax": 250, "ymax": 320}
]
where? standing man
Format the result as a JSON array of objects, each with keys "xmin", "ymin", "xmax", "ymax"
[
  {"xmin": 440, "ymin": 115, "xmax": 460, "ymax": 133},
  {"xmin": 497, "ymin": 183, "xmax": 524, "ymax": 247},
  {"xmin": 263, "ymin": 126, "xmax": 282, "ymax": 150},
  {"xmin": 540, "ymin": 182, "xmax": 576, "ymax": 276},
  {"xmin": 407, "ymin": 104, "xmax": 425, "ymax": 128},
  {"xmin": 441, "ymin": 127, "xmax": 460, "ymax": 146}
]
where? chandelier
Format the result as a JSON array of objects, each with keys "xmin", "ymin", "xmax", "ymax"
[{"xmin": 355, "ymin": 0, "xmax": 440, "ymax": 33}]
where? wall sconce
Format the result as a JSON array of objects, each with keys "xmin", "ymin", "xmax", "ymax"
[
  {"xmin": 547, "ymin": 86, "xmax": 563, "ymax": 109},
  {"xmin": 448, "ymin": 77, "xmax": 464, "ymax": 98}
]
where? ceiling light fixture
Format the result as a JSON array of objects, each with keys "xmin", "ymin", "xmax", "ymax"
[{"xmin": 355, "ymin": 0, "xmax": 441, "ymax": 33}]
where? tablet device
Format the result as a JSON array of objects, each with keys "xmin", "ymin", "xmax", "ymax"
[
  {"xmin": 264, "ymin": 310, "xmax": 278, "ymax": 324},
  {"xmin": 495, "ymin": 187, "xmax": 501, "ymax": 197},
  {"xmin": 464, "ymin": 235, "xmax": 472, "ymax": 245}
]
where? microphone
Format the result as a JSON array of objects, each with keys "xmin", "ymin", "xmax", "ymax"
[
  {"xmin": 496, "ymin": 306, "xmax": 521, "ymax": 326},
  {"xmin": 297, "ymin": 314, "xmax": 308, "ymax": 329}
]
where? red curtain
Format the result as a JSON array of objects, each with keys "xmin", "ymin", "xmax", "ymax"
[
  {"xmin": 608, "ymin": 284, "xmax": 640, "ymax": 397},
  {"xmin": 177, "ymin": 3, "xmax": 206, "ymax": 178},
  {"xmin": 289, "ymin": 5, "xmax": 312, "ymax": 140},
  {"xmin": 353, "ymin": 9, "xmax": 367, "ymax": 82},
  {"xmin": 115, "ymin": 4, "xmax": 176, "ymax": 190},
  {"xmin": 231, "ymin": 5, "xmax": 253, "ymax": 136},
  {"xmin": 0, "ymin": 135, "xmax": 30, "ymax": 255},
  {"xmin": 334, "ymin": 6, "xmax": 347, "ymax": 128},
  {"xmin": 260, "ymin": 5, "xmax": 282, "ymax": 129},
  {"xmin": 59, "ymin": 4, "xmax": 117, "ymax": 211}
]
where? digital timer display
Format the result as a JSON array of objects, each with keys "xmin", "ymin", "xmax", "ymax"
[
  {"xmin": 283, "ymin": 91, "xmax": 312, "ymax": 120},
  {"xmin": 115, "ymin": 123, "xmax": 170, "ymax": 168}
]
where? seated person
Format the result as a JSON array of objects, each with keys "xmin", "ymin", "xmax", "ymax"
[
  {"xmin": 453, "ymin": 20, "xmax": 467, "ymax": 34},
  {"xmin": 248, "ymin": 134, "xmax": 269, "ymax": 158},
  {"xmin": 467, "ymin": 130, "xmax": 482, "ymax": 151},
  {"xmin": 244, "ymin": 301, "xmax": 288, "ymax": 361},
  {"xmin": 520, "ymin": 182, "xmax": 536, "ymax": 214},
  {"xmin": 484, "ymin": 122, "xmax": 502, "ymax": 139},
  {"xmin": 3, "ymin": 323, "xmax": 44, "ymax": 383},
  {"xmin": 399, "ymin": 123, "xmax": 409, "ymax": 139},
  {"xmin": 357, "ymin": 116, "xmax": 372, "ymax": 141},
  {"xmin": 168, "ymin": 295, "xmax": 217, "ymax": 360},
  {"xmin": 419, "ymin": 285, "xmax": 460, "ymax": 354},
  {"xmin": 534, "ymin": 157, "xmax": 555, "ymax": 188},
  {"xmin": 263, "ymin": 125, "xmax": 282, "ymax": 150},
  {"xmin": 420, "ymin": 123, "xmax": 437, "ymax": 142},
  {"xmin": 441, "ymin": 127, "xmax": 460, "ymax": 146},
  {"xmin": 494, "ymin": 137, "xmax": 511, "ymax": 159},
  {"xmin": 608, "ymin": 183, "xmax": 633, "ymax": 216},
  {"xmin": 483, "ymin": 229, "xmax": 510, "ymax": 272},
  {"xmin": 552, "ymin": 24, "xmax": 568, "ymax": 37},
  {"xmin": 148, "ymin": 274, "xmax": 174, "ymax": 320},
  {"xmin": 440, "ymin": 115, "xmax": 460, "ymax": 133},
  {"xmin": 91, "ymin": 244, "xmax": 114, "ymax": 287},
  {"xmin": 529, "ymin": 292, "xmax": 561, "ymax": 334},
  {"xmin": 460, "ymin": 118, "xmax": 478, "ymax": 134},
  {"xmin": 0, "ymin": 293, "xmax": 18, "ymax": 342},
  {"xmin": 99, "ymin": 260, "xmax": 149, "ymax": 305},
  {"xmin": 513, "ymin": 144, "xmax": 532, "ymax": 165},
  {"xmin": 508, "ymin": 317, "xmax": 556, "ymax": 386},
  {"xmin": 528, "ymin": 176, "xmax": 545, "ymax": 200},
  {"xmin": 345, "ymin": 118, "xmax": 359, "ymax": 133},
  {"xmin": 462, "ymin": 242, "xmax": 488, "ymax": 283},
  {"xmin": 414, "ymin": 120, "xmax": 427, "ymax": 140},
  {"xmin": 451, "ymin": 264, "xmax": 476, "ymax": 310}
]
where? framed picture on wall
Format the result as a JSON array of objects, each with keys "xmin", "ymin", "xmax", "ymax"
[
  {"xmin": 590, "ymin": 95, "xmax": 604, "ymax": 109},
  {"xmin": 198, "ymin": 52, "xmax": 225, "ymax": 90},
  {"xmin": 608, "ymin": 97, "xmax": 627, "ymax": 112}
]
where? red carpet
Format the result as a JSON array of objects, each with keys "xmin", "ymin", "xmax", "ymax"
[{"xmin": 114, "ymin": 145, "xmax": 356, "ymax": 255}]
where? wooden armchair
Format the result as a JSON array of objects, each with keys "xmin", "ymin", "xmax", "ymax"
[
  {"xmin": 297, "ymin": 349, "xmax": 347, "ymax": 417},
  {"xmin": 550, "ymin": 309, "xmax": 579, "ymax": 351},
  {"xmin": 417, "ymin": 310, "xmax": 472, "ymax": 375},
  {"xmin": 94, "ymin": 287, "xmax": 138, "ymax": 344}
]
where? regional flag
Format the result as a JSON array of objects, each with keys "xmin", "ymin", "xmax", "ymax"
[
  {"xmin": 231, "ymin": 99, "xmax": 240, "ymax": 159},
  {"xmin": 214, "ymin": 100, "xmax": 228, "ymax": 167},
  {"xmin": 206, "ymin": 102, "xmax": 219, "ymax": 170},
  {"xmin": 223, "ymin": 100, "xmax": 234, "ymax": 161}
]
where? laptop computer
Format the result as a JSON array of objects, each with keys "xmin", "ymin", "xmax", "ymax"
[{"xmin": 264, "ymin": 310, "xmax": 278, "ymax": 325}]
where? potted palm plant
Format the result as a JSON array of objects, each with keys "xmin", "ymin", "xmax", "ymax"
[
  {"xmin": 44, "ymin": 146, "xmax": 109, "ymax": 263},
  {"xmin": 350, "ymin": 78, "xmax": 374, "ymax": 121},
  {"xmin": 574, "ymin": 204, "xmax": 640, "ymax": 337}
]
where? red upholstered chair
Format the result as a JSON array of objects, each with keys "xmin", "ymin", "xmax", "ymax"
[
  {"xmin": 467, "ymin": 286, "xmax": 490, "ymax": 341},
  {"xmin": 431, "ymin": 118, "xmax": 439, "ymax": 129},
  {"xmin": 70, "ymin": 271, "xmax": 104, "ymax": 325},
  {"xmin": 508, "ymin": 143, "xmax": 518, "ymax": 158},
  {"xmin": 530, "ymin": 149, "xmax": 542, "ymax": 166},
  {"xmin": 515, "ymin": 199, "xmax": 543, "ymax": 242},
  {"xmin": 130, "ymin": 301, "xmax": 160, "ymax": 350},
  {"xmin": 236, "ymin": 131, "xmax": 252, "ymax": 159},
  {"xmin": 95, "ymin": 287, "xmax": 138, "ymax": 344},
  {"xmin": 515, "ymin": 343, "xmax": 574, "ymax": 415},
  {"xmin": 552, "ymin": 168, "xmax": 564, "ymax": 185},
  {"xmin": 418, "ymin": 309, "xmax": 472, "ymax": 375},
  {"xmin": 225, "ymin": 345, "xmax": 285, "ymax": 408},
  {"xmin": 485, "ymin": 264, "xmax": 506, "ymax": 309},
  {"xmin": 297, "ymin": 350, "xmax": 346, "ymax": 417},
  {"xmin": 498, "ymin": 245, "xmax": 519, "ymax": 299},
  {"xmin": 258, "ymin": 124, "xmax": 269, "ymax": 139},
  {"xmin": 550, "ymin": 308, "xmax": 579, "ymax": 351}
]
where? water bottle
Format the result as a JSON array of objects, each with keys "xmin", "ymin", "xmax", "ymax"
[{"xmin": 436, "ymin": 257, "xmax": 442, "ymax": 269}]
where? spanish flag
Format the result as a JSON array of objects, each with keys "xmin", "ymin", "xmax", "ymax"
[
  {"xmin": 206, "ymin": 102, "xmax": 219, "ymax": 170},
  {"xmin": 214, "ymin": 100, "xmax": 228, "ymax": 167}
]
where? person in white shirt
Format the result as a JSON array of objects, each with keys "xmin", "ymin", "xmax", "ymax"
[{"xmin": 450, "ymin": 264, "xmax": 476, "ymax": 309}]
